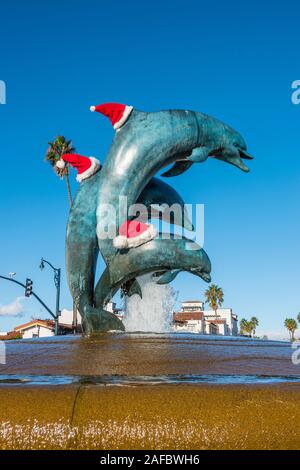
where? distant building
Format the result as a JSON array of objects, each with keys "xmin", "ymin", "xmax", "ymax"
[
  {"xmin": 204, "ymin": 308, "xmax": 238, "ymax": 336},
  {"xmin": 181, "ymin": 300, "xmax": 205, "ymax": 311},
  {"xmin": 14, "ymin": 319, "xmax": 73, "ymax": 339},
  {"xmin": 59, "ymin": 308, "xmax": 82, "ymax": 327},
  {"xmin": 173, "ymin": 301, "xmax": 238, "ymax": 336},
  {"xmin": 173, "ymin": 306, "xmax": 205, "ymax": 334}
]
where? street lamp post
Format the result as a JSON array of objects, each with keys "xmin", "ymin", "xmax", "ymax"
[{"xmin": 40, "ymin": 258, "xmax": 61, "ymax": 336}]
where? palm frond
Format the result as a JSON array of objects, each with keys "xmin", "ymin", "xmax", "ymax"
[{"xmin": 45, "ymin": 135, "xmax": 75, "ymax": 179}]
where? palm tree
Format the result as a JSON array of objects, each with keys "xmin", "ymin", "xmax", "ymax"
[
  {"xmin": 45, "ymin": 136, "xmax": 76, "ymax": 331},
  {"xmin": 250, "ymin": 316, "xmax": 259, "ymax": 337},
  {"xmin": 45, "ymin": 136, "xmax": 75, "ymax": 207},
  {"xmin": 239, "ymin": 318, "xmax": 248, "ymax": 335},
  {"xmin": 284, "ymin": 318, "xmax": 298, "ymax": 342},
  {"xmin": 205, "ymin": 284, "xmax": 224, "ymax": 316},
  {"xmin": 297, "ymin": 313, "xmax": 300, "ymax": 324}
]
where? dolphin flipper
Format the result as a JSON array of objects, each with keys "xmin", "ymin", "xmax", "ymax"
[
  {"xmin": 187, "ymin": 147, "xmax": 210, "ymax": 163},
  {"xmin": 161, "ymin": 161, "xmax": 193, "ymax": 177},
  {"xmin": 161, "ymin": 146, "xmax": 210, "ymax": 176},
  {"xmin": 155, "ymin": 269, "xmax": 181, "ymax": 285}
]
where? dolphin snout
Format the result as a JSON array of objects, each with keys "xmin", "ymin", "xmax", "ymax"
[
  {"xmin": 238, "ymin": 148, "xmax": 254, "ymax": 160},
  {"xmin": 200, "ymin": 272, "xmax": 211, "ymax": 283},
  {"xmin": 212, "ymin": 145, "xmax": 253, "ymax": 173}
]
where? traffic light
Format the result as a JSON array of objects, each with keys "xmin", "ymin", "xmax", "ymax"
[{"xmin": 25, "ymin": 278, "xmax": 33, "ymax": 297}]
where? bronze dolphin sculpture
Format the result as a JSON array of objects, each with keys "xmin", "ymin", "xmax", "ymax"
[{"xmin": 66, "ymin": 107, "xmax": 252, "ymax": 333}]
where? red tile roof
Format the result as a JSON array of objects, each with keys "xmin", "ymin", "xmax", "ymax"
[
  {"xmin": 0, "ymin": 331, "xmax": 21, "ymax": 340},
  {"xmin": 14, "ymin": 319, "xmax": 55, "ymax": 332},
  {"xmin": 206, "ymin": 319, "xmax": 226, "ymax": 324},
  {"xmin": 173, "ymin": 311, "xmax": 204, "ymax": 322}
]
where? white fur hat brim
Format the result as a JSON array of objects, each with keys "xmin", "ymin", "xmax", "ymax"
[
  {"xmin": 113, "ymin": 224, "xmax": 157, "ymax": 249},
  {"xmin": 76, "ymin": 157, "xmax": 100, "ymax": 183},
  {"xmin": 113, "ymin": 105, "xmax": 133, "ymax": 130}
]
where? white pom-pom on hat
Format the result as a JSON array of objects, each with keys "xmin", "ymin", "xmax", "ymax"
[
  {"xmin": 90, "ymin": 106, "xmax": 96, "ymax": 112},
  {"xmin": 56, "ymin": 159, "xmax": 66, "ymax": 169},
  {"xmin": 113, "ymin": 235, "xmax": 129, "ymax": 249}
]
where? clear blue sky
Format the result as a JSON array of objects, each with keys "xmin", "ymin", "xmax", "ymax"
[{"xmin": 0, "ymin": 0, "xmax": 299, "ymax": 339}]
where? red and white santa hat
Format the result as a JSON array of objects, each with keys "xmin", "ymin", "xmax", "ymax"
[
  {"xmin": 90, "ymin": 102, "xmax": 133, "ymax": 130},
  {"xmin": 56, "ymin": 153, "xmax": 100, "ymax": 183},
  {"xmin": 113, "ymin": 220, "xmax": 157, "ymax": 249}
]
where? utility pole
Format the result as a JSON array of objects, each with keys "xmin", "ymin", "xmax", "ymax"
[{"xmin": 39, "ymin": 258, "xmax": 61, "ymax": 336}]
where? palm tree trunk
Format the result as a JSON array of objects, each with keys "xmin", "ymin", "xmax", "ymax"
[
  {"xmin": 65, "ymin": 173, "xmax": 73, "ymax": 208},
  {"xmin": 64, "ymin": 172, "xmax": 77, "ymax": 332}
]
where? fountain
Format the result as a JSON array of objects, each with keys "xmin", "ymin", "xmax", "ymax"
[
  {"xmin": 123, "ymin": 274, "xmax": 177, "ymax": 333},
  {"xmin": 66, "ymin": 103, "xmax": 253, "ymax": 334},
  {"xmin": 0, "ymin": 103, "xmax": 269, "ymax": 451}
]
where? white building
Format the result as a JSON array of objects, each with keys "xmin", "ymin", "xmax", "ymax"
[
  {"xmin": 59, "ymin": 308, "xmax": 82, "ymax": 326},
  {"xmin": 173, "ymin": 301, "xmax": 238, "ymax": 336},
  {"xmin": 181, "ymin": 300, "xmax": 205, "ymax": 312},
  {"xmin": 203, "ymin": 308, "xmax": 238, "ymax": 336},
  {"xmin": 14, "ymin": 320, "xmax": 56, "ymax": 339},
  {"xmin": 173, "ymin": 310, "xmax": 205, "ymax": 333},
  {"xmin": 14, "ymin": 314, "xmax": 76, "ymax": 339}
]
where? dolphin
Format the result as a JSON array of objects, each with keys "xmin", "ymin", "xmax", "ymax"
[
  {"xmin": 66, "ymin": 171, "xmax": 196, "ymax": 331},
  {"xmin": 67, "ymin": 107, "xmax": 252, "ymax": 333},
  {"xmin": 96, "ymin": 108, "xmax": 253, "ymax": 265},
  {"xmin": 87, "ymin": 237, "xmax": 211, "ymax": 335}
]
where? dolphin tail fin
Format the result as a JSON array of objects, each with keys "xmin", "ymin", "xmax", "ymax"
[{"xmin": 82, "ymin": 305, "xmax": 125, "ymax": 334}]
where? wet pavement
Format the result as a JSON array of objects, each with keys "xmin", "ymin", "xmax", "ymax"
[
  {"xmin": 1, "ymin": 333, "xmax": 298, "ymax": 380},
  {"xmin": 1, "ymin": 334, "xmax": 300, "ymax": 449}
]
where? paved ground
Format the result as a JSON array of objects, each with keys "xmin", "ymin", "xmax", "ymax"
[
  {"xmin": 1, "ymin": 333, "xmax": 297, "ymax": 376},
  {"xmin": 0, "ymin": 334, "xmax": 299, "ymax": 449}
]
